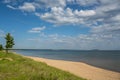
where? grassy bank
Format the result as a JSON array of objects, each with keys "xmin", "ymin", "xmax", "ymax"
[{"xmin": 0, "ymin": 51, "xmax": 86, "ymax": 80}]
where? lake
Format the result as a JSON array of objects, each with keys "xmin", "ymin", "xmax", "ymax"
[{"xmin": 13, "ymin": 49, "xmax": 120, "ymax": 72}]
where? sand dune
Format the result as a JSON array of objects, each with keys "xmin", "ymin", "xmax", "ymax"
[{"xmin": 27, "ymin": 56, "xmax": 120, "ymax": 80}]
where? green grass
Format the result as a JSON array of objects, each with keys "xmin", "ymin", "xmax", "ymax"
[{"xmin": 0, "ymin": 51, "xmax": 86, "ymax": 80}]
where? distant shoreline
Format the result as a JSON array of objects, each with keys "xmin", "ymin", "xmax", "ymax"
[
  {"xmin": 26, "ymin": 56, "xmax": 120, "ymax": 80},
  {"xmin": 10, "ymin": 49, "xmax": 120, "ymax": 51}
]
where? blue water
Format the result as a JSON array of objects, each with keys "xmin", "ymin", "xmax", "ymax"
[{"xmin": 13, "ymin": 49, "xmax": 120, "ymax": 72}]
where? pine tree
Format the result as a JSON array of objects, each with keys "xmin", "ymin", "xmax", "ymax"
[
  {"xmin": 5, "ymin": 33, "xmax": 14, "ymax": 53},
  {"xmin": 0, "ymin": 44, "xmax": 3, "ymax": 51}
]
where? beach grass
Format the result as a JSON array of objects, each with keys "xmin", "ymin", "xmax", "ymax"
[{"xmin": 0, "ymin": 51, "xmax": 86, "ymax": 80}]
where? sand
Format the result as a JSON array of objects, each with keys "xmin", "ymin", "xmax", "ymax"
[{"xmin": 27, "ymin": 56, "xmax": 120, "ymax": 80}]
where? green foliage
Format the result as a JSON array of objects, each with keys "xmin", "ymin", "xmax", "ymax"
[
  {"xmin": 0, "ymin": 44, "xmax": 3, "ymax": 51},
  {"xmin": 5, "ymin": 33, "xmax": 14, "ymax": 53},
  {"xmin": 0, "ymin": 52, "xmax": 86, "ymax": 80}
]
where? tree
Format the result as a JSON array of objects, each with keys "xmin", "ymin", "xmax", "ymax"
[
  {"xmin": 5, "ymin": 33, "xmax": 14, "ymax": 53},
  {"xmin": 0, "ymin": 44, "xmax": 3, "ymax": 51}
]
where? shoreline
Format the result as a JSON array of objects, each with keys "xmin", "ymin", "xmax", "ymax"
[{"xmin": 26, "ymin": 56, "xmax": 120, "ymax": 80}]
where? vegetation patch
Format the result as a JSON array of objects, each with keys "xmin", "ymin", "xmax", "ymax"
[{"xmin": 0, "ymin": 51, "xmax": 86, "ymax": 80}]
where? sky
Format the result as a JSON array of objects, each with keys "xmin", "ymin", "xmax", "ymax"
[{"xmin": 0, "ymin": 0, "xmax": 120, "ymax": 50}]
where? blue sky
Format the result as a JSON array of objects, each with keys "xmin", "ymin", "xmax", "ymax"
[{"xmin": 0, "ymin": 0, "xmax": 120, "ymax": 50}]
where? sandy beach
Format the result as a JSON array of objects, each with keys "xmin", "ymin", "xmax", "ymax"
[{"xmin": 27, "ymin": 56, "xmax": 120, "ymax": 80}]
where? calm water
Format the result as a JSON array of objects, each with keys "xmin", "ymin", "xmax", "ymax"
[{"xmin": 13, "ymin": 49, "xmax": 120, "ymax": 72}]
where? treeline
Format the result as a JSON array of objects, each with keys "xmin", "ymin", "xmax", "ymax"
[{"xmin": 0, "ymin": 33, "xmax": 14, "ymax": 53}]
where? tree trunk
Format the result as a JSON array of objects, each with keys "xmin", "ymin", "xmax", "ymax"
[{"xmin": 6, "ymin": 49, "xmax": 8, "ymax": 53}]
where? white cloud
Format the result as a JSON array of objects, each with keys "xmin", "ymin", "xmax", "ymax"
[
  {"xmin": 2, "ymin": 0, "xmax": 20, "ymax": 5},
  {"xmin": 27, "ymin": 32, "xmax": 120, "ymax": 50},
  {"xmin": 112, "ymin": 14, "xmax": 120, "ymax": 21},
  {"xmin": 74, "ymin": 10, "xmax": 96, "ymax": 16},
  {"xmin": 19, "ymin": 2, "xmax": 36, "ymax": 12},
  {"xmin": 67, "ymin": 0, "xmax": 99, "ymax": 6},
  {"xmin": 91, "ymin": 24, "xmax": 120, "ymax": 33},
  {"xmin": 28, "ymin": 38, "xmax": 41, "ymax": 42},
  {"xmin": 7, "ymin": 5, "xmax": 16, "ymax": 9},
  {"xmin": 77, "ymin": 0, "xmax": 98, "ymax": 5},
  {"xmin": 40, "ymin": 7, "xmax": 96, "ymax": 25},
  {"xmin": 34, "ymin": 0, "xmax": 120, "ymax": 28},
  {"xmin": 3, "ymin": 0, "xmax": 11, "ymax": 3},
  {"xmin": 28, "ymin": 26, "xmax": 46, "ymax": 33},
  {"xmin": 34, "ymin": 12, "xmax": 41, "ymax": 17},
  {"xmin": 34, "ymin": 0, "xmax": 66, "ymax": 8}
]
